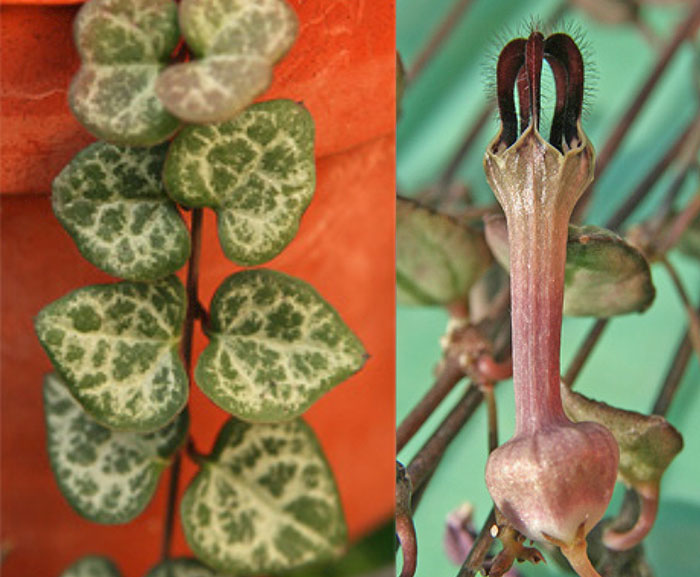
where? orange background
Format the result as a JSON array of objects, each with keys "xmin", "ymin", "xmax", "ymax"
[{"xmin": 0, "ymin": 2, "xmax": 396, "ymax": 576}]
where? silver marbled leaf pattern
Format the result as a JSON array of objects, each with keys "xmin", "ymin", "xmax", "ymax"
[
  {"xmin": 194, "ymin": 269, "xmax": 366, "ymax": 422},
  {"xmin": 181, "ymin": 418, "xmax": 347, "ymax": 574},
  {"xmin": 70, "ymin": 0, "xmax": 180, "ymax": 145},
  {"xmin": 163, "ymin": 100, "xmax": 315, "ymax": 266},
  {"xmin": 156, "ymin": 0, "xmax": 298, "ymax": 123},
  {"xmin": 60, "ymin": 556, "xmax": 121, "ymax": 577},
  {"xmin": 53, "ymin": 142, "xmax": 190, "ymax": 281},
  {"xmin": 44, "ymin": 373, "xmax": 189, "ymax": 524},
  {"xmin": 35, "ymin": 277, "xmax": 188, "ymax": 432}
]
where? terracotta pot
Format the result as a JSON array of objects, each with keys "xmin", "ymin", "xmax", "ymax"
[{"xmin": 0, "ymin": 2, "xmax": 396, "ymax": 575}]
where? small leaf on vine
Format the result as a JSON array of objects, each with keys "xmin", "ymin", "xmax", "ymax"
[
  {"xmin": 181, "ymin": 418, "xmax": 346, "ymax": 574},
  {"xmin": 396, "ymin": 197, "xmax": 492, "ymax": 307},
  {"xmin": 163, "ymin": 100, "xmax": 315, "ymax": 266},
  {"xmin": 59, "ymin": 555, "xmax": 121, "ymax": 577},
  {"xmin": 35, "ymin": 276, "xmax": 188, "ymax": 432},
  {"xmin": 485, "ymin": 215, "xmax": 656, "ymax": 317},
  {"xmin": 69, "ymin": 0, "xmax": 181, "ymax": 145},
  {"xmin": 52, "ymin": 142, "xmax": 190, "ymax": 282},
  {"xmin": 562, "ymin": 384, "xmax": 684, "ymax": 488},
  {"xmin": 156, "ymin": 0, "xmax": 298, "ymax": 123},
  {"xmin": 44, "ymin": 373, "xmax": 188, "ymax": 524},
  {"xmin": 194, "ymin": 269, "xmax": 366, "ymax": 421}
]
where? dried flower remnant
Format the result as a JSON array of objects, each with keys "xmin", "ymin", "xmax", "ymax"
[{"xmin": 483, "ymin": 31, "xmax": 619, "ymax": 577}]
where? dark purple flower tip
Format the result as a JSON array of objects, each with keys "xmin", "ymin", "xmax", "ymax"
[{"xmin": 495, "ymin": 31, "xmax": 585, "ymax": 153}]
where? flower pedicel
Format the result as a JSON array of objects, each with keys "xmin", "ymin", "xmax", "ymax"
[{"xmin": 483, "ymin": 31, "xmax": 619, "ymax": 577}]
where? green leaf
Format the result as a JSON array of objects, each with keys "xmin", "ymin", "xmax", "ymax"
[
  {"xmin": 485, "ymin": 215, "xmax": 656, "ymax": 317},
  {"xmin": 561, "ymin": 384, "xmax": 684, "ymax": 486},
  {"xmin": 35, "ymin": 277, "xmax": 188, "ymax": 432},
  {"xmin": 156, "ymin": 0, "xmax": 298, "ymax": 123},
  {"xmin": 283, "ymin": 521, "xmax": 394, "ymax": 577},
  {"xmin": 60, "ymin": 556, "xmax": 121, "ymax": 577},
  {"xmin": 181, "ymin": 418, "xmax": 347, "ymax": 574},
  {"xmin": 52, "ymin": 142, "xmax": 190, "ymax": 281},
  {"xmin": 163, "ymin": 100, "xmax": 315, "ymax": 266},
  {"xmin": 397, "ymin": 197, "xmax": 492, "ymax": 306},
  {"xmin": 195, "ymin": 269, "xmax": 366, "ymax": 421},
  {"xmin": 44, "ymin": 373, "xmax": 188, "ymax": 524},
  {"xmin": 70, "ymin": 0, "xmax": 180, "ymax": 145},
  {"xmin": 144, "ymin": 558, "xmax": 221, "ymax": 577}
]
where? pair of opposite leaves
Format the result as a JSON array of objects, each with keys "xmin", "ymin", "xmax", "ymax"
[
  {"xmin": 46, "ymin": 375, "xmax": 345, "ymax": 574},
  {"xmin": 71, "ymin": 0, "xmax": 298, "ymax": 143}
]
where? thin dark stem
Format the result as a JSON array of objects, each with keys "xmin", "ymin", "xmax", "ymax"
[
  {"xmin": 397, "ymin": 359, "xmax": 465, "ymax": 452},
  {"xmin": 457, "ymin": 508, "xmax": 497, "ymax": 577},
  {"xmin": 562, "ymin": 319, "xmax": 609, "ymax": 389},
  {"xmin": 575, "ymin": 1, "xmax": 700, "ymax": 220},
  {"xmin": 605, "ymin": 112, "xmax": 700, "ymax": 230},
  {"xmin": 406, "ymin": 385, "xmax": 483, "ymax": 492},
  {"xmin": 652, "ymin": 322, "xmax": 695, "ymax": 416},
  {"xmin": 661, "ymin": 257, "xmax": 700, "ymax": 362},
  {"xmin": 406, "ymin": 0, "xmax": 477, "ymax": 84},
  {"xmin": 161, "ymin": 208, "xmax": 204, "ymax": 561},
  {"xmin": 658, "ymin": 191, "xmax": 700, "ymax": 254},
  {"xmin": 437, "ymin": 106, "xmax": 494, "ymax": 194}
]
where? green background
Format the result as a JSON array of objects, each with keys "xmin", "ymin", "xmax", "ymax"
[{"xmin": 397, "ymin": 1, "xmax": 700, "ymax": 576}]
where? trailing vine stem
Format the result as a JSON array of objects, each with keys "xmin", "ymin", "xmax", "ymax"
[
  {"xmin": 405, "ymin": 0, "xmax": 477, "ymax": 85},
  {"xmin": 397, "ymin": 359, "xmax": 465, "ymax": 452},
  {"xmin": 605, "ymin": 111, "xmax": 700, "ymax": 231},
  {"xmin": 161, "ymin": 207, "xmax": 204, "ymax": 561},
  {"xmin": 456, "ymin": 507, "xmax": 496, "ymax": 577},
  {"xmin": 574, "ymin": 1, "xmax": 700, "ymax": 221}
]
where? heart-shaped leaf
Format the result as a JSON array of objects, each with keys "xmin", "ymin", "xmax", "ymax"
[
  {"xmin": 485, "ymin": 215, "xmax": 655, "ymax": 317},
  {"xmin": 35, "ymin": 276, "xmax": 188, "ymax": 432},
  {"xmin": 70, "ymin": 0, "xmax": 180, "ymax": 145},
  {"xmin": 44, "ymin": 373, "xmax": 188, "ymax": 524},
  {"xmin": 163, "ymin": 100, "xmax": 315, "ymax": 266},
  {"xmin": 181, "ymin": 418, "xmax": 347, "ymax": 574},
  {"xmin": 144, "ymin": 558, "xmax": 222, "ymax": 577},
  {"xmin": 52, "ymin": 141, "xmax": 190, "ymax": 281},
  {"xmin": 397, "ymin": 197, "xmax": 492, "ymax": 306},
  {"xmin": 60, "ymin": 556, "xmax": 121, "ymax": 577},
  {"xmin": 155, "ymin": 0, "xmax": 298, "ymax": 123},
  {"xmin": 195, "ymin": 269, "xmax": 366, "ymax": 421},
  {"xmin": 561, "ymin": 384, "xmax": 684, "ymax": 487}
]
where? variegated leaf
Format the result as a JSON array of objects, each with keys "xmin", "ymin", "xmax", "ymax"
[
  {"xmin": 485, "ymin": 216, "xmax": 656, "ymax": 317},
  {"xmin": 70, "ymin": 0, "xmax": 180, "ymax": 145},
  {"xmin": 144, "ymin": 558, "xmax": 221, "ymax": 577},
  {"xmin": 44, "ymin": 373, "xmax": 188, "ymax": 524},
  {"xmin": 52, "ymin": 141, "xmax": 190, "ymax": 281},
  {"xmin": 163, "ymin": 101, "xmax": 315, "ymax": 266},
  {"xmin": 60, "ymin": 556, "xmax": 121, "ymax": 577},
  {"xmin": 156, "ymin": 0, "xmax": 298, "ymax": 123},
  {"xmin": 181, "ymin": 419, "xmax": 347, "ymax": 574},
  {"xmin": 195, "ymin": 269, "xmax": 366, "ymax": 421},
  {"xmin": 397, "ymin": 197, "xmax": 492, "ymax": 306},
  {"xmin": 35, "ymin": 277, "xmax": 188, "ymax": 432}
]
